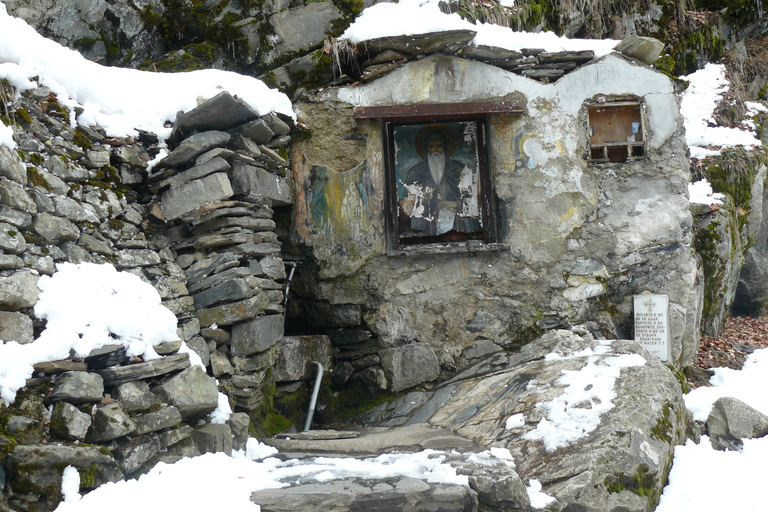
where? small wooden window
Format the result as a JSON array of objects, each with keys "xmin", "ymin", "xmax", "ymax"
[{"xmin": 588, "ymin": 102, "xmax": 646, "ymax": 163}]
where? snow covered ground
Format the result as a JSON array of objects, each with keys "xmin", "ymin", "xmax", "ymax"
[{"xmin": 2, "ymin": 0, "xmax": 768, "ymax": 510}]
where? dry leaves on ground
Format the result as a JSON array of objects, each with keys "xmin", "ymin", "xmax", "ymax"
[{"xmin": 687, "ymin": 316, "xmax": 768, "ymax": 389}]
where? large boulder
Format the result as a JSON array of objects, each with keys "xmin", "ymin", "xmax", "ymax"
[
  {"xmin": 10, "ymin": 445, "xmax": 123, "ymax": 506},
  {"xmin": 362, "ymin": 330, "xmax": 689, "ymax": 512},
  {"xmin": 694, "ymin": 195, "xmax": 744, "ymax": 337},
  {"xmin": 706, "ymin": 396, "xmax": 768, "ymax": 451}
]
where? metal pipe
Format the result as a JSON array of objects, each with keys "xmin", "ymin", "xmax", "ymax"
[{"xmin": 303, "ymin": 361, "xmax": 323, "ymax": 431}]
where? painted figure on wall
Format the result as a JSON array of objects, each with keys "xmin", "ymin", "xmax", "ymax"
[{"xmin": 396, "ymin": 122, "xmax": 482, "ymax": 239}]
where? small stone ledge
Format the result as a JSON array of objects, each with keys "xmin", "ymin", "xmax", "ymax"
[{"xmin": 386, "ymin": 242, "xmax": 509, "ymax": 257}]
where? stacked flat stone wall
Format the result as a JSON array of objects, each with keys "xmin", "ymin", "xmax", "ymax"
[{"xmin": 0, "ymin": 81, "xmax": 299, "ymax": 511}]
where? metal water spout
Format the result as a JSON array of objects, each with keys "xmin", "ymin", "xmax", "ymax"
[{"xmin": 303, "ymin": 361, "xmax": 323, "ymax": 431}]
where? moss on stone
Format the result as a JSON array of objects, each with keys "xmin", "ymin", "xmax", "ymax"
[
  {"xmin": 29, "ymin": 153, "xmax": 44, "ymax": 166},
  {"xmin": 27, "ymin": 166, "xmax": 52, "ymax": 191},
  {"xmin": 650, "ymin": 401, "xmax": 674, "ymax": 443},
  {"xmin": 604, "ymin": 464, "xmax": 656, "ymax": 498},
  {"xmin": 15, "ymin": 107, "xmax": 33, "ymax": 124},
  {"xmin": 72, "ymin": 130, "xmax": 93, "ymax": 151}
]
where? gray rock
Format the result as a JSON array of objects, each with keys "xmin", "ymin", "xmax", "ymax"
[
  {"xmin": 333, "ymin": 361, "xmax": 355, "ymax": 386},
  {"xmin": 33, "ymin": 212, "xmax": 80, "ymax": 242},
  {"xmin": 196, "ymin": 147, "xmax": 236, "ymax": 166},
  {"xmin": 114, "ymin": 144, "xmax": 150, "ymax": 168},
  {"xmin": 268, "ymin": 2, "xmax": 343, "ymax": 64},
  {"xmin": 695, "ymin": 196, "xmax": 743, "ymax": 337},
  {"xmin": 23, "ymin": 253, "xmax": 56, "ymax": 275},
  {"xmin": 46, "ymin": 371, "xmax": 105, "ymax": 404},
  {"xmin": 86, "ymin": 402, "xmax": 136, "ymax": 443},
  {"xmin": 378, "ymin": 343, "xmax": 440, "ymax": 392},
  {"xmin": 161, "ymin": 155, "xmax": 231, "ymax": 190},
  {"xmin": 50, "ymin": 402, "xmax": 92, "ymax": 441},
  {"xmin": 462, "ymin": 340, "xmax": 502, "ymax": 360},
  {"xmin": 53, "ymin": 195, "xmax": 100, "ymax": 223},
  {"xmin": 169, "ymin": 92, "xmax": 261, "ymax": 147},
  {"xmin": 114, "ymin": 380, "xmax": 160, "ymax": 413},
  {"xmin": 0, "ymin": 144, "xmax": 26, "ymax": 183},
  {"xmin": 202, "ymin": 327, "xmax": 232, "ymax": 345},
  {"xmin": 259, "ymin": 256, "xmax": 287, "ymax": 280},
  {"xmin": 161, "ymin": 171, "xmax": 234, "ymax": 221},
  {"xmin": 228, "ymin": 412, "xmax": 251, "ymax": 451},
  {"xmin": 45, "ymin": 154, "xmax": 89, "ymax": 182},
  {"xmin": 193, "ymin": 278, "xmax": 254, "ymax": 309},
  {"xmin": 231, "ymin": 314, "xmax": 285, "ymax": 357},
  {"xmin": 151, "ymin": 365, "xmax": 219, "ymax": 420},
  {"xmin": 10, "ymin": 445, "xmax": 123, "ymax": 500},
  {"xmin": 211, "ymin": 348, "xmax": 235, "ymax": 377},
  {"xmin": 0, "ymin": 204, "xmax": 33, "ymax": 228},
  {"xmin": 84, "ymin": 187, "xmax": 125, "ymax": 219},
  {"xmin": 186, "ymin": 335, "xmax": 211, "ymax": 368},
  {"xmin": 155, "ymin": 339, "xmax": 183, "ymax": 355},
  {"xmin": 229, "ymin": 134, "xmax": 262, "ymax": 157},
  {"xmin": 160, "ymin": 130, "xmax": 231, "ymax": 168},
  {"xmin": 0, "ymin": 310, "xmax": 33, "ymax": 344},
  {"xmin": 98, "ymin": 352, "xmax": 191, "ymax": 386},
  {"xmin": 197, "ymin": 292, "xmax": 270, "ymax": 328},
  {"xmin": 0, "ymin": 222, "xmax": 26, "ymax": 254},
  {"xmin": 0, "ymin": 270, "xmax": 40, "ymax": 310},
  {"xmin": 707, "ymin": 397, "xmax": 768, "ymax": 451},
  {"xmin": 78, "ymin": 232, "xmax": 115, "ymax": 256},
  {"xmin": 0, "ymin": 176, "xmax": 37, "ymax": 214},
  {"xmin": 251, "ymin": 477, "xmax": 477, "ymax": 512},
  {"xmin": 134, "ymin": 406, "xmax": 183, "ymax": 435},
  {"xmin": 86, "ymin": 147, "xmax": 111, "ymax": 168},
  {"xmin": 229, "ymin": 118, "xmax": 274, "ymax": 144},
  {"xmin": 230, "ymin": 161, "xmax": 293, "ymax": 206},
  {"xmin": 365, "ymin": 331, "xmax": 687, "ymax": 512},
  {"xmin": 113, "ymin": 434, "xmax": 162, "ymax": 475},
  {"xmin": 115, "ymin": 248, "xmax": 162, "ymax": 268},
  {"xmin": 355, "ymin": 366, "xmax": 388, "ymax": 391},
  {"xmin": 159, "ymin": 424, "xmax": 194, "ymax": 449},
  {"xmin": 468, "ymin": 473, "xmax": 529, "ymax": 511},
  {"xmin": 275, "ymin": 335, "xmax": 333, "ymax": 382},
  {"xmin": 357, "ymin": 29, "xmax": 477, "ymax": 58},
  {"xmin": 614, "ymin": 35, "xmax": 665, "ymax": 64},
  {"xmin": 302, "ymin": 302, "xmax": 362, "ymax": 328},
  {"xmin": 0, "ymin": 253, "xmax": 24, "ymax": 270},
  {"xmin": 192, "ymin": 423, "xmax": 234, "ymax": 456}
]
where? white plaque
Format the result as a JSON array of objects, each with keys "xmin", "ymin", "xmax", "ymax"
[{"xmin": 633, "ymin": 294, "xmax": 670, "ymax": 362}]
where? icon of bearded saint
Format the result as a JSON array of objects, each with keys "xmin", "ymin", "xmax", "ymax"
[{"xmin": 401, "ymin": 123, "xmax": 481, "ymax": 237}]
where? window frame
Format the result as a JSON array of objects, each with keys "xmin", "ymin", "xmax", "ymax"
[
  {"xmin": 586, "ymin": 99, "xmax": 647, "ymax": 164},
  {"xmin": 355, "ymin": 102, "xmax": 522, "ymax": 254}
]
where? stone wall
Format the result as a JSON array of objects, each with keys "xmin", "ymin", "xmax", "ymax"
[
  {"xmin": 290, "ymin": 52, "xmax": 703, "ymax": 392},
  {"xmin": 0, "ymin": 80, "xmax": 306, "ymax": 510}
]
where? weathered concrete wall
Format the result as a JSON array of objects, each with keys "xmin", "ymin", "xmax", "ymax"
[{"xmin": 291, "ymin": 53, "xmax": 702, "ymax": 382}]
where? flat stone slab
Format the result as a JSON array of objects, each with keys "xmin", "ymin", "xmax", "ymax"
[
  {"xmin": 264, "ymin": 423, "xmax": 478, "ymax": 457},
  {"xmin": 161, "ymin": 172, "xmax": 234, "ymax": 221},
  {"xmin": 274, "ymin": 430, "xmax": 360, "ymax": 441},
  {"xmin": 97, "ymin": 352, "xmax": 191, "ymax": 385},
  {"xmin": 168, "ymin": 92, "xmax": 262, "ymax": 147},
  {"xmin": 357, "ymin": 29, "xmax": 477, "ymax": 58},
  {"xmin": 251, "ymin": 477, "xmax": 477, "ymax": 512}
]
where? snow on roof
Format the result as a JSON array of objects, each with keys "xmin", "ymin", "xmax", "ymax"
[
  {"xmin": 0, "ymin": 4, "xmax": 293, "ymax": 143},
  {"xmin": 342, "ymin": 0, "xmax": 619, "ymax": 56}
]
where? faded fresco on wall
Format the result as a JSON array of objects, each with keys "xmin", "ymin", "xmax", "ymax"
[{"xmin": 393, "ymin": 121, "xmax": 483, "ymax": 243}]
